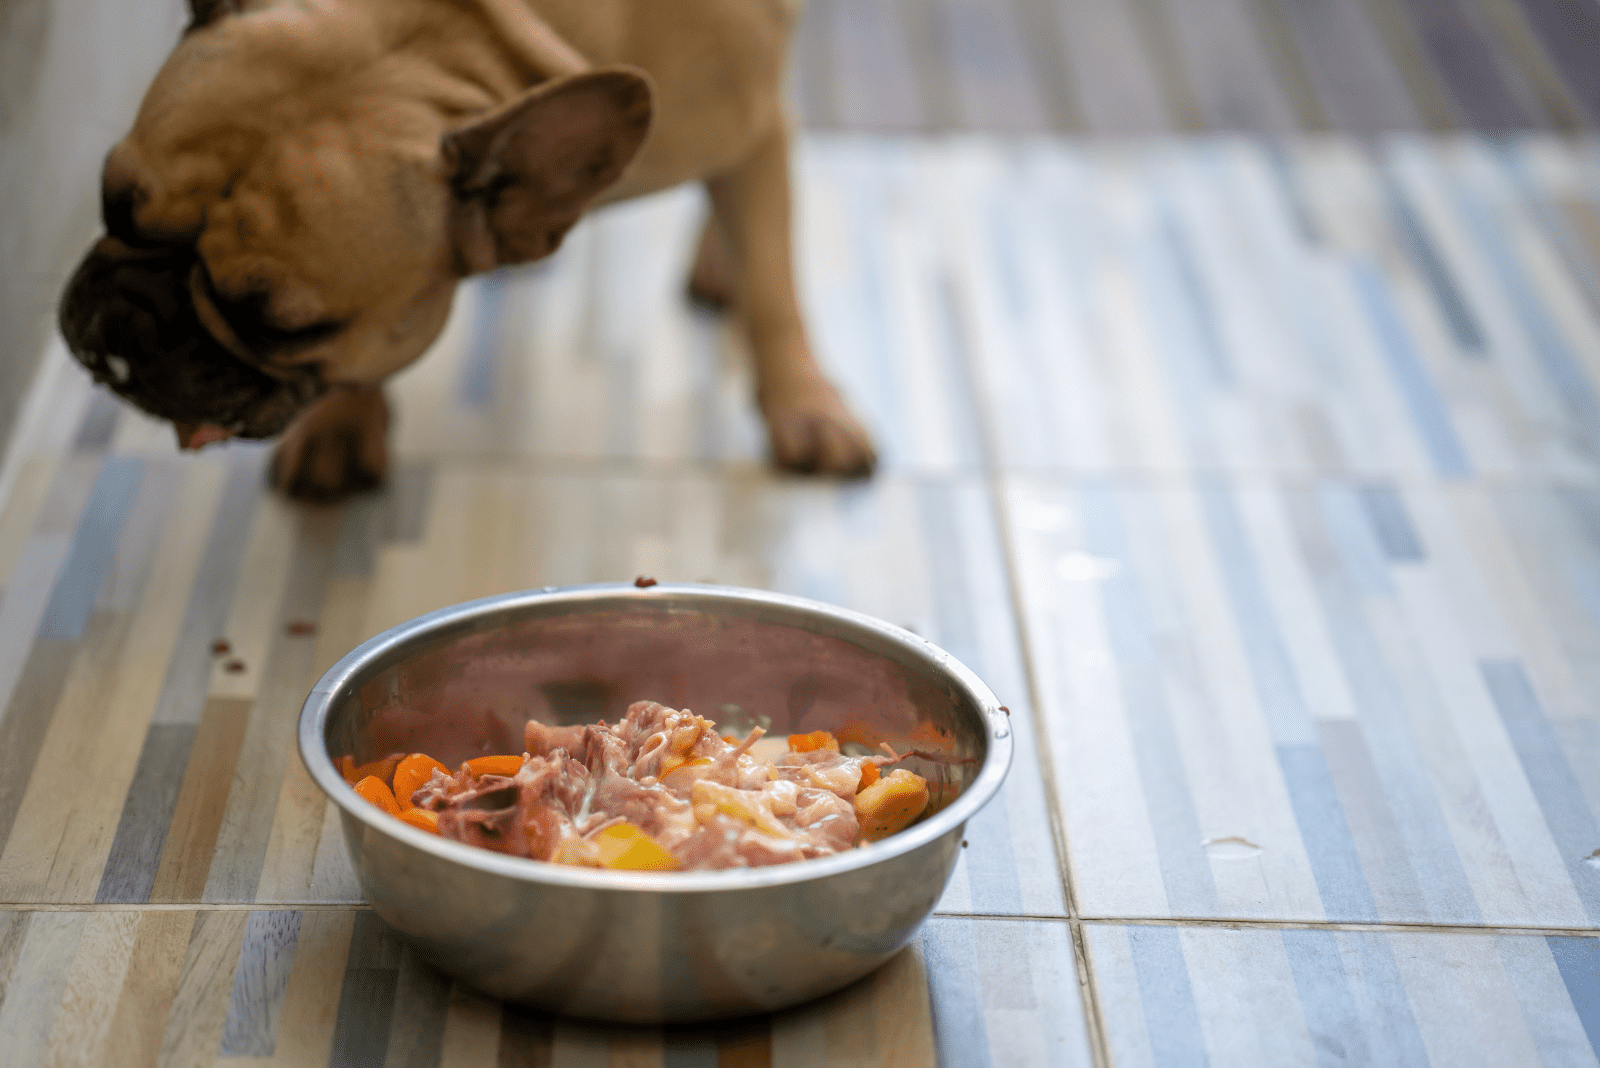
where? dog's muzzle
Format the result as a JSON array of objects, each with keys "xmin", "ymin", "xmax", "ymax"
[{"xmin": 58, "ymin": 238, "xmax": 326, "ymax": 440}]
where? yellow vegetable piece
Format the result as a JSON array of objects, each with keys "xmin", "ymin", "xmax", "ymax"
[
  {"xmin": 399, "ymin": 807, "xmax": 440, "ymax": 834},
  {"xmin": 593, "ymin": 823, "xmax": 680, "ymax": 871},
  {"xmin": 854, "ymin": 769, "xmax": 929, "ymax": 842}
]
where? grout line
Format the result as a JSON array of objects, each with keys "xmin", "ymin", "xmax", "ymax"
[
  {"xmin": 6, "ymin": 900, "xmax": 1595, "ymax": 941},
  {"xmin": 1077, "ymin": 915, "xmax": 1600, "ymax": 937},
  {"xmin": 0, "ymin": 902, "xmax": 373, "ymax": 912},
  {"xmin": 938, "ymin": 247, "xmax": 1112, "ymax": 1067},
  {"xmin": 930, "ymin": 911, "xmax": 1600, "ymax": 938}
]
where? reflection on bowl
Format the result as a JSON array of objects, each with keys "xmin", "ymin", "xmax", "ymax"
[{"xmin": 298, "ymin": 583, "xmax": 1011, "ymax": 1023}]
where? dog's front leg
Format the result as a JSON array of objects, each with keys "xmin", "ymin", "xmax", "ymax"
[
  {"xmin": 706, "ymin": 123, "xmax": 877, "ymax": 476},
  {"xmin": 270, "ymin": 382, "xmax": 390, "ymax": 502}
]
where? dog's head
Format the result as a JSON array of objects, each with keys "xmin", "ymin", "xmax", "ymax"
[{"xmin": 60, "ymin": 0, "xmax": 653, "ymax": 447}]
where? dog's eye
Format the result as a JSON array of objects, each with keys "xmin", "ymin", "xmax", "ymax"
[
  {"xmin": 195, "ymin": 264, "xmax": 343, "ymax": 357},
  {"xmin": 103, "ymin": 187, "xmax": 169, "ymax": 250}
]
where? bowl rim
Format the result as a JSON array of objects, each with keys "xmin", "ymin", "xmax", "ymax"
[{"xmin": 298, "ymin": 581, "xmax": 1014, "ymax": 894}]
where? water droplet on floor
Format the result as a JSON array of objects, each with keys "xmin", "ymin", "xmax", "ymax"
[
  {"xmin": 1056, "ymin": 551, "xmax": 1122, "ymax": 582},
  {"xmin": 1203, "ymin": 835, "xmax": 1263, "ymax": 859}
]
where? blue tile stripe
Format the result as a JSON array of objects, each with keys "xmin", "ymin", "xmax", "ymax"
[
  {"xmin": 1350, "ymin": 263, "xmax": 1472, "ymax": 479},
  {"xmin": 219, "ymin": 910, "xmax": 303, "ymax": 1056},
  {"xmin": 1356, "ymin": 484, "xmax": 1426, "ymax": 563},
  {"xmin": 1197, "ymin": 484, "xmax": 1382, "ymax": 921},
  {"xmin": 1482, "ymin": 660, "xmax": 1600, "ymax": 924},
  {"xmin": 1548, "ymin": 936, "xmax": 1600, "ymax": 1065},
  {"xmin": 1127, "ymin": 926, "xmax": 1211, "ymax": 1068},
  {"xmin": 1157, "ymin": 210, "xmax": 1233, "ymax": 387},
  {"xmin": 920, "ymin": 918, "xmax": 995, "ymax": 1068},
  {"xmin": 328, "ymin": 913, "xmax": 402, "ymax": 1068},
  {"xmin": 1454, "ymin": 186, "xmax": 1600, "ymax": 446},
  {"xmin": 1378, "ymin": 164, "xmax": 1485, "ymax": 355},
  {"xmin": 1295, "ymin": 490, "xmax": 1482, "ymax": 923},
  {"xmin": 1082, "ymin": 484, "xmax": 1218, "ymax": 916},
  {"xmin": 36, "ymin": 456, "xmax": 142, "ymax": 640},
  {"xmin": 1280, "ymin": 929, "xmax": 1376, "ymax": 1068},
  {"xmin": 457, "ymin": 270, "xmax": 508, "ymax": 410}
]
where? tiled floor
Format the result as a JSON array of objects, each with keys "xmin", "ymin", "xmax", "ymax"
[
  {"xmin": 2, "ymin": 135, "xmax": 1600, "ymax": 1065},
  {"xmin": 11, "ymin": 0, "xmax": 1600, "ymax": 468},
  {"xmin": 789, "ymin": 0, "xmax": 1600, "ymax": 134}
]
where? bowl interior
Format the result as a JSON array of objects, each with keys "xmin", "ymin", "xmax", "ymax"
[{"xmin": 321, "ymin": 587, "xmax": 992, "ymax": 818}]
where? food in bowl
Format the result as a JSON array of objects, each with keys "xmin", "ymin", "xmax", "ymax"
[{"xmin": 339, "ymin": 700, "xmax": 930, "ymax": 871}]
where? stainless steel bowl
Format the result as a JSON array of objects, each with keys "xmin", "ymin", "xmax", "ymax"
[{"xmin": 298, "ymin": 582, "xmax": 1012, "ymax": 1023}]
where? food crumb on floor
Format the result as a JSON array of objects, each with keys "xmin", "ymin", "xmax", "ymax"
[
  {"xmin": 286, "ymin": 620, "xmax": 318, "ymax": 636},
  {"xmin": 224, "ymin": 659, "xmax": 246, "ymax": 673},
  {"xmin": 211, "ymin": 638, "xmax": 231, "ymax": 655}
]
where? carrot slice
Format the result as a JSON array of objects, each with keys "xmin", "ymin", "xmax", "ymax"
[
  {"xmin": 399, "ymin": 808, "xmax": 440, "ymax": 834},
  {"xmin": 337, "ymin": 756, "xmax": 359, "ymax": 784},
  {"xmin": 354, "ymin": 775, "xmax": 400, "ymax": 816},
  {"xmin": 350, "ymin": 754, "xmax": 402, "ymax": 786},
  {"xmin": 787, "ymin": 730, "xmax": 839, "ymax": 753},
  {"xmin": 592, "ymin": 822, "xmax": 680, "ymax": 871},
  {"xmin": 858, "ymin": 761, "xmax": 880, "ymax": 790},
  {"xmin": 464, "ymin": 754, "xmax": 524, "ymax": 778},
  {"xmin": 392, "ymin": 754, "xmax": 449, "ymax": 811}
]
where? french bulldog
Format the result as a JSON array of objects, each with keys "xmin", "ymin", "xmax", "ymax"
[{"xmin": 59, "ymin": 0, "xmax": 877, "ymax": 500}]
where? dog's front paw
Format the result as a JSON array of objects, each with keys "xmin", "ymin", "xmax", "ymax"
[
  {"xmin": 271, "ymin": 385, "xmax": 390, "ymax": 502},
  {"xmin": 761, "ymin": 380, "xmax": 877, "ymax": 477}
]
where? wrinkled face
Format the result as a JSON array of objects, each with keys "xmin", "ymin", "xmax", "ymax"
[
  {"xmin": 60, "ymin": 4, "xmax": 651, "ymax": 447},
  {"xmin": 62, "ymin": 6, "xmax": 467, "ymax": 442}
]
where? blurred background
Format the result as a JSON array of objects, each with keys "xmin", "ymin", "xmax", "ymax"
[{"xmin": 5, "ymin": 0, "xmax": 1598, "ymax": 458}]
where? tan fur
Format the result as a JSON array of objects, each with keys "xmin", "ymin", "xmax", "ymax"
[{"xmin": 68, "ymin": 0, "xmax": 875, "ymax": 496}]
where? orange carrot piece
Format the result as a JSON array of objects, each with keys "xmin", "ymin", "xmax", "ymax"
[
  {"xmin": 464, "ymin": 754, "xmax": 524, "ymax": 778},
  {"xmin": 337, "ymin": 756, "xmax": 359, "ymax": 784},
  {"xmin": 350, "ymin": 754, "xmax": 402, "ymax": 787},
  {"xmin": 392, "ymin": 754, "xmax": 449, "ymax": 811},
  {"xmin": 399, "ymin": 808, "xmax": 440, "ymax": 834},
  {"xmin": 858, "ymin": 761, "xmax": 880, "ymax": 790},
  {"xmin": 354, "ymin": 775, "xmax": 400, "ymax": 816},
  {"xmin": 787, "ymin": 730, "xmax": 839, "ymax": 753}
]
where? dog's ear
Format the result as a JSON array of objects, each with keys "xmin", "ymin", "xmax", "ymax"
[{"xmin": 443, "ymin": 67, "xmax": 653, "ymax": 275}]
